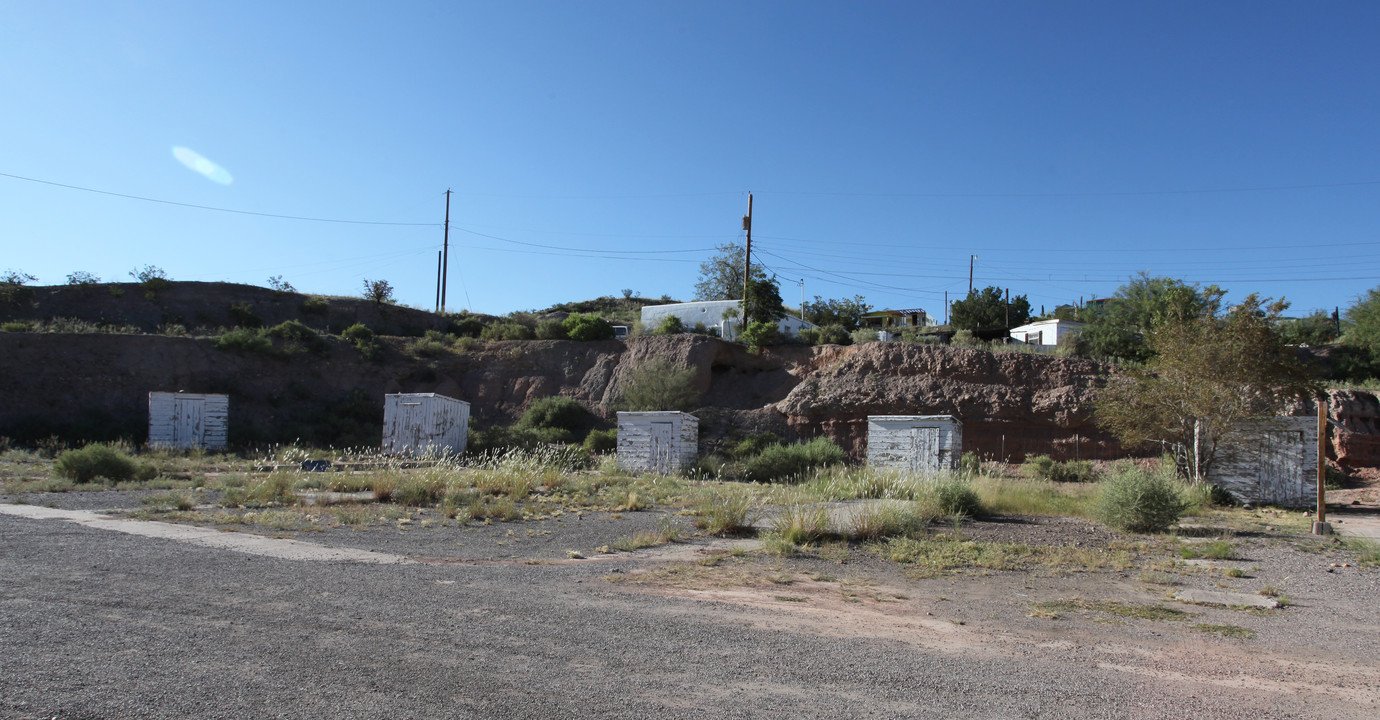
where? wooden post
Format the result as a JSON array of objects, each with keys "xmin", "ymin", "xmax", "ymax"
[{"xmin": 1314, "ymin": 398, "xmax": 1332, "ymax": 535}]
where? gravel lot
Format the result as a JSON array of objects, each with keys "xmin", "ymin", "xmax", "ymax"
[{"xmin": 3, "ymin": 492, "xmax": 1378, "ymax": 719}]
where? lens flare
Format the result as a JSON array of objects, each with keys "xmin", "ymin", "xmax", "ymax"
[{"xmin": 172, "ymin": 146, "xmax": 233, "ymax": 185}]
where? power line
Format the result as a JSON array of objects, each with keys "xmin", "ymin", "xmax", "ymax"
[
  {"xmin": 450, "ymin": 224, "xmax": 717, "ymax": 255},
  {"xmin": 0, "ymin": 171, "xmax": 439, "ymax": 226},
  {"xmin": 754, "ymin": 180, "xmax": 1380, "ymax": 199}
]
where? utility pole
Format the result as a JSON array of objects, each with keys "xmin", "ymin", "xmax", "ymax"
[
  {"xmin": 742, "ymin": 193, "xmax": 753, "ymax": 319},
  {"xmin": 1005, "ymin": 288, "xmax": 1010, "ymax": 328},
  {"xmin": 944, "ymin": 290, "xmax": 948, "ymax": 325},
  {"xmin": 968, "ymin": 255, "xmax": 976, "ymax": 294},
  {"xmin": 440, "ymin": 189, "xmax": 452, "ymax": 314},
  {"xmin": 435, "ymin": 251, "xmax": 442, "ymax": 312},
  {"xmin": 799, "ymin": 278, "xmax": 805, "ymax": 317}
]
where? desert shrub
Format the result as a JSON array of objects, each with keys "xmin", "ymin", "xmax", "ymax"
[
  {"xmin": 300, "ymin": 296, "xmax": 329, "ymax": 314},
  {"xmin": 743, "ymin": 437, "xmax": 846, "ymax": 483},
  {"xmin": 950, "ymin": 329, "xmax": 982, "ymax": 348},
  {"xmin": 392, "ymin": 477, "xmax": 445, "ymax": 507},
  {"xmin": 410, "ymin": 337, "xmax": 451, "ymax": 357},
  {"xmin": 2, "ymin": 321, "xmax": 28, "ymax": 332},
  {"xmin": 214, "ymin": 327, "xmax": 273, "ymax": 354},
  {"xmin": 850, "ymin": 328, "xmax": 880, "ymax": 344},
  {"xmin": 818, "ymin": 324, "xmax": 852, "ymax": 346},
  {"xmin": 535, "ymin": 318, "xmax": 568, "ymax": 340},
  {"xmin": 771, "ymin": 504, "xmax": 831, "ymax": 544},
  {"xmin": 66, "ymin": 271, "xmax": 101, "ymax": 286},
  {"xmin": 448, "ymin": 314, "xmax": 485, "ymax": 338},
  {"xmin": 653, "ymin": 315, "xmax": 685, "ymax": 335},
  {"xmin": 481, "ymin": 322, "xmax": 534, "ymax": 341},
  {"xmin": 847, "ymin": 501, "xmax": 935, "ymax": 540},
  {"xmin": 617, "ymin": 360, "xmax": 700, "ymax": 412},
  {"xmin": 518, "ymin": 396, "xmax": 591, "ymax": 438},
  {"xmin": 341, "ymin": 323, "xmax": 383, "ymax": 358},
  {"xmin": 266, "ymin": 320, "xmax": 328, "ymax": 354},
  {"xmin": 129, "ymin": 265, "xmax": 171, "ymax": 298},
  {"xmin": 740, "ymin": 321, "xmax": 781, "ymax": 349},
  {"xmin": 1022, "ymin": 455, "xmax": 1098, "ymax": 483},
  {"xmin": 467, "ymin": 424, "xmax": 571, "ymax": 454},
  {"xmin": 1095, "ymin": 465, "xmax": 1191, "ymax": 533},
  {"xmin": 797, "ymin": 328, "xmax": 820, "ymax": 345},
  {"xmin": 362, "ymin": 278, "xmax": 394, "ymax": 304},
  {"xmin": 731, "ymin": 432, "xmax": 780, "ymax": 459},
  {"xmin": 933, "ymin": 475, "xmax": 983, "ymax": 516},
  {"xmin": 228, "ymin": 303, "xmax": 262, "ymax": 328},
  {"xmin": 563, "ymin": 313, "xmax": 614, "ymax": 341},
  {"xmin": 959, "ymin": 451, "xmax": 983, "ymax": 477},
  {"xmin": 582, "ymin": 428, "xmax": 617, "ymax": 454},
  {"xmin": 53, "ymin": 444, "xmax": 156, "ymax": 483}
]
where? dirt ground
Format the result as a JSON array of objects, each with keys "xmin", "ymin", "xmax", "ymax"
[{"xmin": 4, "ymin": 488, "xmax": 1379, "ymax": 719}]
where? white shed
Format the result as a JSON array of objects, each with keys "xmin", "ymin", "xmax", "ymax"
[
  {"xmin": 382, "ymin": 393, "xmax": 470, "ymax": 457},
  {"xmin": 148, "ymin": 392, "xmax": 229, "ymax": 450},
  {"xmin": 1008, "ymin": 319, "xmax": 1086, "ymax": 347},
  {"xmin": 1207, "ymin": 417, "xmax": 1318, "ymax": 507},
  {"xmin": 616, "ymin": 411, "xmax": 699, "ymax": 474},
  {"xmin": 639, "ymin": 300, "xmax": 817, "ymax": 342},
  {"xmin": 866, "ymin": 415, "xmax": 962, "ymax": 472}
]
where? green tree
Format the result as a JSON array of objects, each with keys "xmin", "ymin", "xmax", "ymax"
[
  {"xmin": 561, "ymin": 312, "xmax": 614, "ymax": 341},
  {"xmin": 693, "ymin": 242, "xmax": 746, "ymax": 301},
  {"xmin": 652, "ymin": 315, "xmax": 685, "ymax": 335},
  {"xmin": 1079, "ymin": 273, "xmax": 1225, "ymax": 362},
  {"xmin": 802, "ymin": 295, "xmax": 872, "ymax": 331},
  {"xmin": 740, "ymin": 320, "xmax": 782, "ymax": 350},
  {"xmin": 743, "ymin": 271, "xmax": 785, "ymax": 327},
  {"xmin": 362, "ymin": 278, "xmax": 395, "ymax": 305},
  {"xmin": 1095, "ymin": 295, "xmax": 1318, "ymax": 481},
  {"xmin": 1343, "ymin": 288, "xmax": 1380, "ymax": 352},
  {"xmin": 949, "ymin": 286, "xmax": 1031, "ymax": 331},
  {"xmin": 1277, "ymin": 309, "xmax": 1338, "ymax": 347},
  {"xmin": 617, "ymin": 360, "xmax": 700, "ymax": 411}
]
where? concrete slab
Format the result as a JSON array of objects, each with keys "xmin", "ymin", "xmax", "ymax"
[
  {"xmin": 1173, "ymin": 588, "xmax": 1279, "ymax": 609},
  {"xmin": 1330, "ymin": 513, "xmax": 1380, "ymax": 541}
]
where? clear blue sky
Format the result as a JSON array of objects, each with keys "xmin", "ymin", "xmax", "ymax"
[{"xmin": 3, "ymin": 1, "xmax": 1377, "ymax": 319}]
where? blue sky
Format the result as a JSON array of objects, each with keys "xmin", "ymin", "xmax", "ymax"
[{"xmin": 2, "ymin": 1, "xmax": 1377, "ymax": 319}]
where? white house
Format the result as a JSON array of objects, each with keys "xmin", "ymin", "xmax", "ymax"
[
  {"xmin": 148, "ymin": 392, "xmax": 229, "ymax": 450},
  {"xmin": 1009, "ymin": 319, "xmax": 1085, "ymax": 347},
  {"xmin": 866, "ymin": 415, "xmax": 962, "ymax": 472},
  {"xmin": 382, "ymin": 393, "xmax": 470, "ymax": 457},
  {"xmin": 616, "ymin": 411, "xmax": 699, "ymax": 474},
  {"xmin": 639, "ymin": 300, "xmax": 816, "ymax": 342}
]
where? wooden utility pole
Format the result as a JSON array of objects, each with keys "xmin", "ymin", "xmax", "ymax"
[
  {"xmin": 1005, "ymin": 288, "xmax": 1010, "ymax": 328},
  {"xmin": 944, "ymin": 291, "xmax": 948, "ymax": 325},
  {"xmin": 435, "ymin": 251, "xmax": 442, "ymax": 312},
  {"xmin": 440, "ymin": 189, "xmax": 452, "ymax": 314},
  {"xmin": 969, "ymin": 255, "xmax": 976, "ymax": 294},
  {"xmin": 742, "ymin": 193, "xmax": 753, "ymax": 316},
  {"xmin": 1315, "ymin": 399, "xmax": 1332, "ymax": 535}
]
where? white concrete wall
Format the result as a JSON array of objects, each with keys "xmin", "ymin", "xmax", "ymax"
[
  {"xmin": 382, "ymin": 393, "xmax": 470, "ymax": 457},
  {"xmin": 1009, "ymin": 319, "xmax": 1085, "ymax": 347},
  {"xmin": 866, "ymin": 415, "xmax": 962, "ymax": 472},
  {"xmin": 640, "ymin": 301, "xmax": 816, "ymax": 342},
  {"xmin": 616, "ymin": 411, "xmax": 698, "ymax": 474}
]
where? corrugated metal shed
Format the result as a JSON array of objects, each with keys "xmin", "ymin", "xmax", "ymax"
[
  {"xmin": 1207, "ymin": 417, "xmax": 1317, "ymax": 507},
  {"xmin": 382, "ymin": 393, "xmax": 470, "ymax": 457},
  {"xmin": 148, "ymin": 392, "xmax": 229, "ymax": 450},
  {"xmin": 866, "ymin": 415, "xmax": 962, "ymax": 472},
  {"xmin": 616, "ymin": 411, "xmax": 698, "ymax": 474}
]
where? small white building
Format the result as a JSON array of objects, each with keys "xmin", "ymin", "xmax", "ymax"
[
  {"xmin": 616, "ymin": 411, "xmax": 698, "ymax": 474},
  {"xmin": 1207, "ymin": 416, "xmax": 1318, "ymax": 507},
  {"xmin": 639, "ymin": 300, "xmax": 816, "ymax": 342},
  {"xmin": 148, "ymin": 392, "xmax": 229, "ymax": 450},
  {"xmin": 382, "ymin": 393, "xmax": 470, "ymax": 457},
  {"xmin": 866, "ymin": 415, "xmax": 962, "ymax": 473},
  {"xmin": 1009, "ymin": 319, "xmax": 1085, "ymax": 347}
]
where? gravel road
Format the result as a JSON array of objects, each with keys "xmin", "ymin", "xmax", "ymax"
[{"xmin": 2, "ymin": 494, "xmax": 1378, "ymax": 719}]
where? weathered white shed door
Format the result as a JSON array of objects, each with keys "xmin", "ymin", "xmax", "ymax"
[
  {"xmin": 1258, "ymin": 431, "xmax": 1305, "ymax": 506},
  {"xmin": 909, "ymin": 427, "xmax": 940, "ymax": 472},
  {"xmin": 173, "ymin": 396, "xmax": 205, "ymax": 448},
  {"xmin": 650, "ymin": 422, "xmax": 676, "ymax": 474},
  {"xmin": 397, "ymin": 400, "xmax": 426, "ymax": 451}
]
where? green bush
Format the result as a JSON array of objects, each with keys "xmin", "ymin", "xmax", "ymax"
[
  {"xmin": 1095, "ymin": 465, "xmax": 1191, "ymax": 533},
  {"xmin": 797, "ymin": 328, "xmax": 820, "ymax": 345},
  {"xmin": 653, "ymin": 316, "xmax": 685, "ymax": 335},
  {"xmin": 582, "ymin": 428, "xmax": 617, "ymax": 454},
  {"xmin": 933, "ymin": 476, "xmax": 983, "ymax": 516},
  {"xmin": 214, "ymin": 327, "xmax": 273, "ymax": 354},
  {"xmin": 53, "ymin": 444, "xmax": 157, "ymax": 483},
  {"xmin": 480, "ymin": 322, "xmax": 534, "ymax": 341},
  {"xmin": 535, "ymin": 318, "xmax": 568, "ymax": 340},
  {"xmin": 342, "ymin": 323, "xmax": 383, "ymax": 358},
  {"xmin": 731, "ymin": 432, "xmax": 780, "ymax": 459},
  {"xmin": 959, "ymin": 451, "xmax": 982, "ymax": 477},
  {"xmin": 448, "ymin": 314, "xmax": 485, "ymax": 338},
  {"xmin": 563, "ymin": 313, "xmax": 615, "ymax": 341},
  {"xmin": 743, "ymin": 437, "xmax": 846, "ymax": 483},
  {"xmin": 300, "ymin": 296, "xmax": 329, "ymax": 314},
  {"xmin": 518, "ymin": 396, "xmax": 591, "ymax": 438},
  {"xmin": 228, "ymin": 303, "xmax": 262, "ymax": 328},
  {"xmin": 740, "ymin": 321, "xmax": 781, "ymax": 349},
  {"xmin": 851, "ymin": 328, "xmax": 880, "ymax": 344},
  {"xmin": 2, "ymin": 321, "xmax": 28, "ymax": 332},
  {"xmin": 266, "ymin": 320, "xmax": 328, "ymax": 354},
  {"xmin": 818, "ymin": 324, "xmax": 852, "ymax": 346},
  {"xmin": 1022, "ymin": 455, "xmax": 1098, "ymax": 483},
  {"xmin": 410, "ymin": 337, "xmax": 451, "ymax": 357},
  {"xmin": 617, "ymin": 360, "xmax": 700, "ymax": 412}
]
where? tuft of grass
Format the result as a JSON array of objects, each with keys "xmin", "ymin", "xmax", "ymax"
[
  {"xmin": 690, "ymin": 487, "xmax": 758, "ymax": 536},
  {"xmin": 141, "ymin": 492, "xmax": 195, "ymax": 512},
  {"xmin": 1030, "ymin": 598, "xmax": 1193, "ymax": 622},
  {"xmin": 1193, "ymin": 623, "xmax": 1255, "ymax": 639},
  {"xmin": 219, "ymin": 471, "xmax": 299, "ymax": 508},
  {"xmin": 1346, "ymin": 538, "xmax": 1380, "ymax": 566},
  {"xmin": 882, "ymin": 537, "xmax": 1135, "ymax": 576},
  {"xmin": 1224, "ymin": 567, "xmax": 1246, "ymax": 578},
  {"xmin": 611, "ymin": 516, "xmax": 682, "ymax": 552},
  {"xmin": 1022, "ymin": 455, "xmax": 1098, "ymax": 483},
  {"xmin": 770, "ymin": 504, "xmax": 831, "ymax": 545},
  {"xmin": 847, "ymin": 501, "xmax": 935, "ymax": 540}
]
